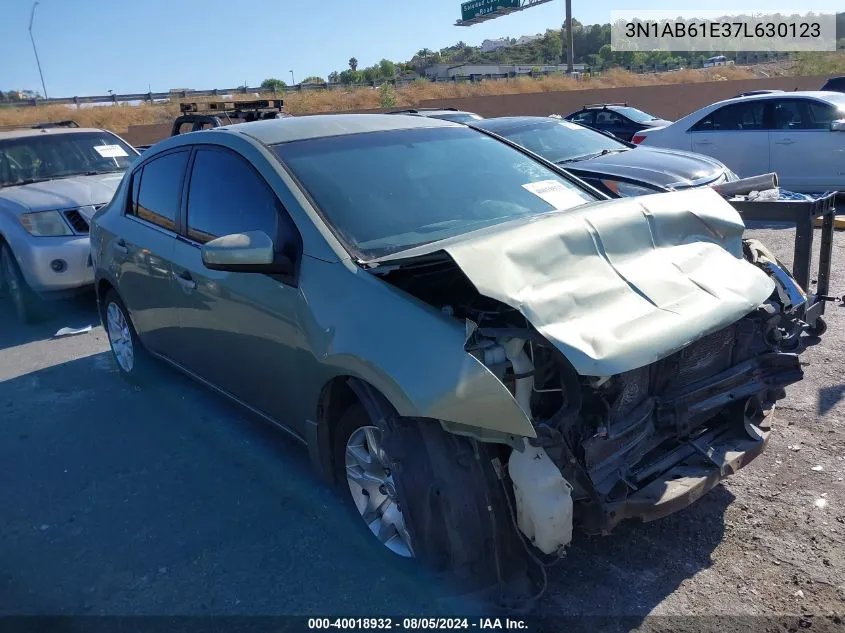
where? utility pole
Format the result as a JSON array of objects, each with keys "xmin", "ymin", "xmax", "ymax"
[
  {"xmin": 564, "ymin": 0, "xmax": 574, "ymax": 74},
  {"xmin": 29, "ymin": 1, "xmax": 48, "ymax": 99},
  {"xmin": 290, "ymin": 70, "xmax": 295, "ymax": 85}
]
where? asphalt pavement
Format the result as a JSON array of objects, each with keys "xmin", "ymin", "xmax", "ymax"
[
  {"xmin": 0, "ymin": 292, "xmax": 463, "ymax": 616},
  {"xmin": 1, "ymin": 224, "xmax": 843, "ymax": 623}
]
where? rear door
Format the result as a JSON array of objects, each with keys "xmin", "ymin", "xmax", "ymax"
[
  {"xmin": 168, "ymin": 145, "xmax": 306, "ymax": 426},
  {"xmin": 768, "ymin": 98, "xmax": 845, "ymax": 192},
  {"xmin": 117, "ymin": 149, "xmax": 189, "ymax": 354},
  {"xmin": 686, "ymin": 100, "xmax": 769, "ymax": 177}
]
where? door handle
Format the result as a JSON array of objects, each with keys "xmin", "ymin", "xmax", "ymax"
[
  {"xmin": 695, "ymin": 139, "xmax": 713, "ymax": 145},
  {"xmin": 173, "ymin": 271, "xmax": 197, "ymax": 291},
  {"xmin": 774, "ymin": 139, "xmax": 794, "ymax": 145},
  {"xmin": 113, "ymin": 239, "xmax": 128, "ymax": 255}
]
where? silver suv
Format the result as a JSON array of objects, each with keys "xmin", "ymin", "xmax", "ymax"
[{"xmin": 0, "ymin": 122, "xmax": 139, "ymax": 322}]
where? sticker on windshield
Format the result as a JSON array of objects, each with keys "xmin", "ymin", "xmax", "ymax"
[
  {"xmin": 522, "ymin": 180, "xmax": 587, "ymax": 209},
  {"xmin": 93, "ymin": 144, "xmax": 128, "ymax": 158}
]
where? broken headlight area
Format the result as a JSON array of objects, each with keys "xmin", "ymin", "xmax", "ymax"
[
  {"xmin": 371, "ymin": 246, "xmax": 807, "ymax": 553},
  {"xmin": 742, "ymin": 238, "xmax": 808, "ymax": 350}
]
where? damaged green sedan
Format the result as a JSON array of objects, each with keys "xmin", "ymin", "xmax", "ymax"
[{"xmin": 89, "ymin": 114, "xmax": 815, "ymax": 594}]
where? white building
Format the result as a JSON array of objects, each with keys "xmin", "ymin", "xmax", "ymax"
[
  {"xmin": 480, "ymin": 38, "xmax": 511, "ymax": 53},
  {"xmin": 516, "ymin": 34, "xmax": 543, "ymax": 46}
]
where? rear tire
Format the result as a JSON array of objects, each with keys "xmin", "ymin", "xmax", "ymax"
[
  {"xmin": 102, "ymin": 289, "xmax": 153, "ymax": 383},
  {"xmin": 332, "ymin": 401, "xmax": 532, "ymax": 598},
  {"xmin": 1, "ymin": 243, "xmax": 44, "ymax": 324}
]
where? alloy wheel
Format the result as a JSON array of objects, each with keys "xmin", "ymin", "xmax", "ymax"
[
  {"xmin": 106, "ymin": 301, "xmax": 135, "ymax": 373},
  {"xmin": 345, "ymin": 425, "xmax": 414, "ymax": 558}
]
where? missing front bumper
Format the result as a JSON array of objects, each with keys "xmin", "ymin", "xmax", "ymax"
[{"xmin": 599, "ymin": 421, "xmax": 770, "ymax": 532}]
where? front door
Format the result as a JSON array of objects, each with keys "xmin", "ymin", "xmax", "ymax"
[
  {"xmin": 168, "ymin": 146, "xmax": 306, "ymax": 429},
  {"xmin": 115, "ymin": 149, "xmax": 190, "ymax": 355},
  {"xmin": 768, "ymin": 98, "xmax": 845, "ymax": 192},
  {"xmin": 687, "ymin": 100, "xmax": 769, "ymax": 178}
]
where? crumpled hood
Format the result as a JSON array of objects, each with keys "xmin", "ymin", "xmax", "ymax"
[
  {"xmin": 569, "ymin": 146, "xmax": 727, "ymax": 189},
  {"xmin": 374, "ymin": 187, "xmax": 775, "ymax": 376},
  {"xmin": 0, "ymin": 172, "xmax": 124, "ymax": 213}
]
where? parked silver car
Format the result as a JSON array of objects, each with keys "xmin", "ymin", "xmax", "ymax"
[{"xmin": 0, "ymin": 123, "xmax": 139, "ymax": 322}]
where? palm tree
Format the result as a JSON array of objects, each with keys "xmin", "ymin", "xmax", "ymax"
[{"xmin": 348, "ymin": 57, "xmax": 358, "ymax": 71}]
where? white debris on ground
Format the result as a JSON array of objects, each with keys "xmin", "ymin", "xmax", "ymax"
[{"xmin": 53, "ymin": 325, "xmax": 93, "ymax": 337}]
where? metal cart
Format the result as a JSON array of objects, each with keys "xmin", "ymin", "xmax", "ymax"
[{"xmin": 727, "ymin": 191, "xmax": 837, "ymax": 336}]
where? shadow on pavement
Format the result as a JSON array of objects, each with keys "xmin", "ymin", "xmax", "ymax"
[
  {"xmin": 0, "ymin": 290, "xmax": 100, "ymax": 351},
  {"xmin": 535, "ymin": 485, "xmax": 731, "ymax": 622},
  {"xmin": 0, "ymin": 351, "xmax": 469, "ymax": 616}
]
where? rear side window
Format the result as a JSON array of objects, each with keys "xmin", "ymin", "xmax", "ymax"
[
  {"xmin": 569, "ymin": 111, "xmax": 595, "ymax": 125},
  {"xmin": 185, "ymin": 148, "xmax": 280, "ymax": 245},
  {"xmin": 690, "ymin": 102, "xmax": 765, "ymax": 131},
  {"xmin": 129, "ymin": 150, "xmax": 189, "ymax": 231}
]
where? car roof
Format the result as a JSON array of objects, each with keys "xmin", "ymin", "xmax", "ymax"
[
  {"xmin": 582, "ymin": 104, "xmax": 630, "ymax": 110},
  {"xmin": 223, "ymin": 113, "xmax": 462, "ymax": 145},
  {"xmin": 712, "ymin": 90, "xmax": 844, "ymax": 107},
  {"xmin": 387, "ymin": 108, "xmax": 476, "ymax": 116},
  {"xmin": 474, "ymin": 116, "xmax": 557, "ymax": 129},
  {"xmin": 0, "ymin": 127, "xmax": 105, "ymax": 141}
]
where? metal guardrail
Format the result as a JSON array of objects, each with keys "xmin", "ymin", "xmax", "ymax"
[{"xmin": 0, "ymin": 53, "xmax": 793, "ymax": 108}]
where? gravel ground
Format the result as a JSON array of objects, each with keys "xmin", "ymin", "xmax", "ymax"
[{"xmin": 0, "ymin": 224, "xmax": 842, "ymax": 630}]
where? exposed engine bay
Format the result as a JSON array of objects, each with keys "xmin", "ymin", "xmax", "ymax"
[{"xmin": 370, "ymin": 236, "xmax": 811, "ymax": 554}]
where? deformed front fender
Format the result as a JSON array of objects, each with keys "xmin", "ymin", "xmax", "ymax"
[{"xmin": 299, "ymin": 257, "xmax": 536, "ymax": 441}]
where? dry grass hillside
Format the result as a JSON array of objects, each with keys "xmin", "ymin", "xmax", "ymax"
[{"xmin": 0, "ymin": 66, "xmax": 756, "ymax": 134}]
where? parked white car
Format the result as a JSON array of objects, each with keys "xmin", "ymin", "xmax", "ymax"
[
  {"xmin": 632, "ymin": 91, "xmax": 845, "ymax": 192},
  {"xmin": 0, "ymin": 122, "xmax": 139, "ymax": 322}
]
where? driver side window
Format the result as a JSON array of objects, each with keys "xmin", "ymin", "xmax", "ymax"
[{"xmin": 185, "ymin": 148, "xmax": 300, "ymax": 265}]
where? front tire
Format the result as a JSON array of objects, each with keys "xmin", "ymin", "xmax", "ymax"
[
  {"xmin": 1, "ymin": 243, "xmax": 44, "ymax": 324},
  {"xmin": 333, "ymin": 402, "xmax": 531, "ymax": 598},
  {"xmin": 102, "ymin": 289, "xmax": 153, "ymax": 383}
]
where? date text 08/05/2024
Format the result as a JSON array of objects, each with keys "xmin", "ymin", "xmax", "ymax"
[{"xmin": 307, "ymin": 618, "xmax": 528, "ymax": 630}]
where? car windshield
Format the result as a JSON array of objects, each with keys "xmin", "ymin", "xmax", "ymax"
[
  {"xmin": 613, "ymin": 106, "xmax": 660, "ymax": 122},
  {"xmin": 273, "ymin": 126, "xmax": 596, "ymax": 259},
  {"xmin": 479, "ymin": 119, "xmax": 629, "ymax": 164},
  {"xmin": 0, "ymin": 131, "xmax": 137, "ymax": 188}
]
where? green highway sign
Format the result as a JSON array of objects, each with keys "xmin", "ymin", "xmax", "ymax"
[{"xmin": 460, "ymin": 0, "xmax": 520, "ymax": 23}]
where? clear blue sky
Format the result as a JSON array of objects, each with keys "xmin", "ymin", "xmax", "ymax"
[{"xmin": 1, "ymin": 0, "xmax": 838, "ymax": 96}]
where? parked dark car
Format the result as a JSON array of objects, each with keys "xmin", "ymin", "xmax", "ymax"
[
  {"xmin": 820, "ymin": 76, "xmax": 845, "ymax": 93},
  {"xmin": 473, "ymin": 116, "xmax": 738, "ymax": 198},
  {"xmin": 563, "ymin": 103, "xmax": 672, "ymax": 141}
]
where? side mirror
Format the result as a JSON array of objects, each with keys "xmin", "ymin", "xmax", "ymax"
[
  {"xmin": 830, "ymin": 119, "xmax": 845, "ymax": 132},
  {"xmin": 201, "ymin": 230, "xmax": 293, "ymax": 275}
]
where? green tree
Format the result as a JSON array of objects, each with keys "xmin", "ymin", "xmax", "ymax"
[
  {"xmin": 301, "ymin": 75, "xmax": 326, "ymax": 84},
  {"xmin": 362, "ymin": 65, "xmax": 381, "ymax": 82},
  {"xmin": 260, "ymin": 78, "xmax": 286, "ymax": 91},
  {"xmin": 328, "ymin": 71, "xmax": 340, "ymax": 83},
  {"xmin": 378, "ymin": 59, "xmax": 396, "ymax": 78},
  {"xmin": 348, "ymin": 57, "xmax": 359, "ymax": 71},
  {"xmin": 339, "ymin": 69, "xmax": 363, "ymax": 84}
]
